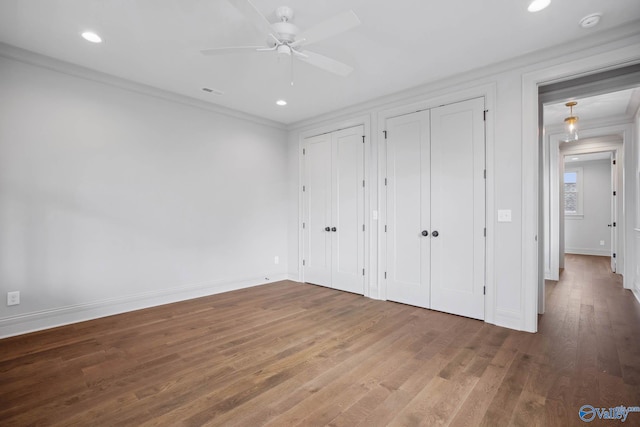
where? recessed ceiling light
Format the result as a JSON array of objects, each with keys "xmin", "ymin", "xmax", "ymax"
[
  {"xmin": 572, "ymin": 157, "xmax": 580, "ymax": 161},
  {"xmin": 579, "ymin": 13, "xmax": 602, "ymax": 28},
  {"xmin": 527, "ymin": 0, "xmax": 550, "ymax": 12},
  {"xmin": 276, "ymin": 99, "xmax": 287, "ymax": 106},
  {"xmin": 81, "ymin": 31, "xmax": 102, "ymax": 43}
]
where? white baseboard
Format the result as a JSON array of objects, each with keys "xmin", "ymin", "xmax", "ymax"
[
  {"xmin": 564, "ymin": 248, "xmax": 610, "ymax": 257},
  {"xmin": 0, "ymin": 273, "xmax": 290, "ymax": 339}
]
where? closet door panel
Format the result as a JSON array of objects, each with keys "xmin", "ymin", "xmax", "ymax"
[
  {"xmin": 332, "ymin": 126, "xmax": 365, "ymax": 294},
  {"xmin": 386, "ymin": 111, "xmax": 430, "ymax": 308},
  {"xmin": 430, "ymin": 98, "xmax": 485, "ymax": 320},
  {"xmin": 303, "ymin": 134, "xmax": 332, "ymax": 287}
]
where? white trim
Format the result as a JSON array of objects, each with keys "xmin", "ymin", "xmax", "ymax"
[
  {"xmin": 563, "ymin": 166, "xmax": 584, "ymax": 216},
  {"xmin": 565, "ymin": 248, "xmax": 610, "ymax": 256},
  {"xmin": 546, "ymin": 133, "xmax": 624, "ymax": 282},
  {"xmin": 288, "ymin": 21, "xmax": 640, "ymax": 131},
  {"xmin": 296, "ymin": 115, "xmax": 372, "ymax": 296},
  {"xmin": 523, "ymin": 44, "xmax": 640, "ymax": 333},
  {"xmin": 558, "ymin": 131, "xmax": 628, "ymax": 284},
  {"xmin": 0, "ymin": 274, "xmax": 290, "ymax": 339},
  {"xmin": 0, "ymin": 43, "xmax": 285, "ymax": 130},
  {"xmin": 565, "ymin": 215, "xmax": 584, "ymax": 220},
  {"xmin": 376, "ymin": 83, "xmax": 496, "ymax": 325}
]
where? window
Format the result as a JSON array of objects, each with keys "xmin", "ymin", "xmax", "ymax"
[{"xmin": 564, "ymin": 167, "xmax": 583, "ymax": 217}]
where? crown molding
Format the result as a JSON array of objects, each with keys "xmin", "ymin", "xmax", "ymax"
[
  {"xmin": 0, "ymin": 42, "xmax": 287, "ymax": 131},
  {"xmin": 287, "ymin": 20, "xmax": 640, "ymax": 131}
]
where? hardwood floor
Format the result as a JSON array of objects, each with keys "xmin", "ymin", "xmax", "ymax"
[{"xmin": 1, "ymin": 254, "xmax": 639, "ymax": 426}]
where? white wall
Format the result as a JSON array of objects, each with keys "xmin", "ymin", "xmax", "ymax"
[
  {"xmin": 1, "ymin": 25, "xmax": 639, "ymax": 337},
  {"xmin": 564, "ymin": 159, "xmax": 612, "ymax": 256},
  {"xmin": 0, "ymin": 55, "xmax": 289, "ymax": 337},
  {"xmin": 288, "ymin": 24, "xmax": 640, "ymax": 332}
]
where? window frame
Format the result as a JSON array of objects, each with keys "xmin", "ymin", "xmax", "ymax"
[{"xmin": 563, "ymin": 166, "xmax": 584, "ymax": 219}]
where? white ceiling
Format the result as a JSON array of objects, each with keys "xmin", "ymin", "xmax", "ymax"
[
  {"xmin": 1, "ymin": 0, "xmax": 640, "ymax": 125},
  {"xmin": 544, "ymin": 87, "xmax": 640, "ymax": 128}
]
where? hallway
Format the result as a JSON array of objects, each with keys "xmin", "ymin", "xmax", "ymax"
[{"xmin": 537, "ymin": 254, "xmax": 640, "ymax": 425}]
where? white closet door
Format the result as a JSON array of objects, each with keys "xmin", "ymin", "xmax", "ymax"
[
  {"xmin": 430, "ymin": 97, "xmax": 485, "ymax": 320},
  {"xmin": 303, "ymin": 133, "xmax": 332, "ymax": 287},
  {"xmin": 386, "ymin": 111, "xmax": 430, "ymax": 308},
  {"xmin": 303, "ymin": 126, "xmax": 364, "ymax": 294},
  {"xmin": 331, "ymin": 125, "xmax": 365, "ymax": 294}
]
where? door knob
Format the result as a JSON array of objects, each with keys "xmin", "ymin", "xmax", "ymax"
[
  {"xmin": 331, "ymin": 227, "xmax": 337, "ymax": 232},
  {"xmin": 325, "ymin": 227, "xmax": 331, "ymax": 232},
  {"xmin": 421, "ymin": 230, "xmax": 429, "ymax": 236},
  {"xmin": 432, "ymin": 230, "xmax": 439, "ymax": 237}
]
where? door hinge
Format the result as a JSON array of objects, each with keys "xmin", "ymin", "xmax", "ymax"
[
  {"xmin": 483, "ymin": 110, "xmax": 488, "ymax": 121},
  {"xmin": 613, "ymin": 191, "xmax": 617, "ymax": 196},
  {"xmin": 484, "ymin": 228, "xmax": 486, "ymax": 237},
  {"xmin": 302, "ymin": 185, "xmax": 306, "ymax": 192},
  {"xmin": 613, "ymin": 159, "xmax": 616, "ymax": 165},
  {"xmin": 384, "ymin": 272, "xmax": 387, "ymax": 279},
  {"xmin": 484, "ymin": 170, "xmax": 486, "ymax": 179},
  {"xmin": 303, "ymin": 222, "xmax": 306, "ymax": 229},
  {"xmin": 302, "ymin": 259, "xmax": 306, "ymax": 266},
  {"xmin": 384, "ymin": 178, "xmax": 388, "ymax": 186},
  {"xmin": 362, "ymin": 224, "xmax": 365, "ymax": 232},
  {"xmin": 613, "ymin": 253, "xmax": 617, "ymax": 258},
  {"xmin": 383, "ymin": 130, "xmax": 387, "ymax": 139},
  {"xmin": 363, "ymin": 180, "xmax": 365, "ymax": 188},
  {"xmin": 362, "ymin": 268, "xmax": 365, "ymax": 276},
  {"xmin": 362, "ymin": 135, "xmax": 365, "ymax": 143},
  {"xmin": 385, "ymin": 225, "xmax": 387, "ymax": 232},
  {"xmin": 303, "ymin": 148, "xmax": 306, "ymax": 155},
  {"xmin": 613, "ymin": 222, "xmax": 616, "ymax": 227},
  {"xmin": 483, "ymin": 286, "xmax": 486, "ymax": 295}
]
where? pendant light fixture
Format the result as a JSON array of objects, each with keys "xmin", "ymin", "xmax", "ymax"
[{"xmin": 564, "ymin": 101, "xmax": 579, "ymax": 142}]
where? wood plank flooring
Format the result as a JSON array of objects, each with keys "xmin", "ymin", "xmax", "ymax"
[{"xmin": 1, "ymin": 254, "xmax": 639, "ymax": 426}]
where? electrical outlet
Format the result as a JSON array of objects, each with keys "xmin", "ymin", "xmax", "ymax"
[
  {"xmin": 600, "ymin": 240, "xmax": 605, "ymax": 246},
  {"xmin": 274, "ymin": 256, "xmax": 279, "ymax": 265},
  {"xmin": 7, "ymin": 291, "xmax": 20, "ymax": 306}
]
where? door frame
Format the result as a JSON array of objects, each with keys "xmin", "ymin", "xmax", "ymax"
[
  {"xmin": 297, "ymin": 116, "xmax": 372, "ymax": 296},
  {"xmin": 523, "ymin": 46, "xmax": 640, "ymax": 333},
  {"xmin": 377, "ymin": 83, "xmax": 496, "ymax": 323},
  {"xmin": 545, "ymin": 132, "xmax": 624, "ymax": 285}
]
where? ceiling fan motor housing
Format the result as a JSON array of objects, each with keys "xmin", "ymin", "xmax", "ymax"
[
  {"xmin": 275, "ymin": 6, "xmax": 294, "ymax": 21},
  {"xmin": 271, "ymin": 21, "xmax": 299, "ymax": 44}
]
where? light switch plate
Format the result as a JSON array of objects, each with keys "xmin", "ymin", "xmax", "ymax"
[{"xmin": 497, "ymin": 210, "xmax": 512, "ymax": 223}]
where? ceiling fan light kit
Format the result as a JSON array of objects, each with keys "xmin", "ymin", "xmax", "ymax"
[{"xmin": 201, "ymin": 0, "xmax": 361, "ymax": 80}]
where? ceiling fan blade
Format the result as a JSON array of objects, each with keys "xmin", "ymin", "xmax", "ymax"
[
  {"xmin": 200, "ymin": 46, "xmax": 264, "ymax": 55},
  {"xmin": 291, "ymin": 10, "xmax": 360, "ymax": 47},
  {"xmin": 297, "ymin": 50, "xmax": 354, "ymax": 77},
  {"xmin": 227, "ymin": 0, "xmax": 273, "ymax": 36}
]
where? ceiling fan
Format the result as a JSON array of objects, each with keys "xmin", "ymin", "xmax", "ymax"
[{"xmin": 201, "ymin": 0, "xmax": 361, "ymax": 78}]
